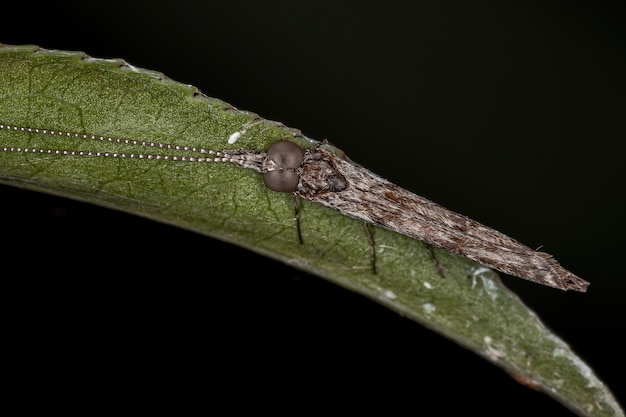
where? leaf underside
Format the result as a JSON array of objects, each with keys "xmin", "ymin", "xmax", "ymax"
[{"xmin": 0, "ymin": 44, "xmax": 621, "ymax": 417}]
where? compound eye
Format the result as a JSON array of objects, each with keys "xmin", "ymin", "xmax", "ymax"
[
  {"xmin": 263, "ymin": 170, "xmax": 300, "ymax": 192},
  {"xmin": 267, "ymin": 141, "xmax": 304, "ymax": 169}
]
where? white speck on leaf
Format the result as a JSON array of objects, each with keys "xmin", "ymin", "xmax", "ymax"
[
  {"xmin": 228, "ymin": 131, "xmax": 242, "ymax": 144},
  {"xmin": 382, "ymin": 290, "xmax": 397, "ymax": 299},
  {"xmin": 471, "ymin": 267, "xmax": 499, "ymax": 301},
  {"xmin": 483, "ymin": 336, "xmax": 506, "ymax": 361},
  {"xmin": 422, "ymin": 303, "xmax": 436, "ymax": 314}
]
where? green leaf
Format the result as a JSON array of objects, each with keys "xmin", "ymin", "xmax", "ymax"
[{"xmin": 0, "ymin": 44, "xmax": 622, "ymax": 417}]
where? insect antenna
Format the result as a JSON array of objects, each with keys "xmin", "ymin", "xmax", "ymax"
[{"xmin": 0, "ymin": 124, "xmax": 265, "ymax": 170}]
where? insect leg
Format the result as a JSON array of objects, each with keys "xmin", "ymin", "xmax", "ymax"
[
  {"xmin": 364, "ymin": 222, "xmax": 377, "ymax": 274},
  {"xmin": 291, "ymin": 193, "xmax": 303, "ymax": 244}
]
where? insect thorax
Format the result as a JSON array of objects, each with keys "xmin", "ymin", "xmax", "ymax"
[{"xmin": 298, "ymin": 148, "xmax": 349, "ymax": 195}]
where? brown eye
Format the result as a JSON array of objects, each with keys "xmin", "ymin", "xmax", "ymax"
[
  {"xmin": 263, "ymin": 170, "xmax": 300, "ymax": 192},
  {"xmin": 267, "ymin": 141, "xmax": 304, "ymax": 169}
]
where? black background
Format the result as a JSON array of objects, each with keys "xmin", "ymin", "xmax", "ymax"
[{"xmin": 1, "ymin": 1, "xmax": 624, "ymax": 414}]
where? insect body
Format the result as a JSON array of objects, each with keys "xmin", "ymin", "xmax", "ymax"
[{"xmin": 0, "ymin": 124, "xmax": 589, "ymax": 292}]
